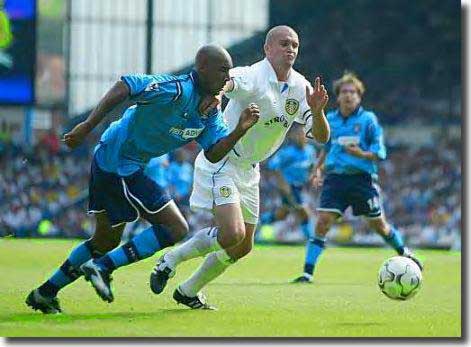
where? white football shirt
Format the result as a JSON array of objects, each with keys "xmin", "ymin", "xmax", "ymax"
[{"xmin": 224, "ymin": 58, "xmax": 314, "ymax": 165}]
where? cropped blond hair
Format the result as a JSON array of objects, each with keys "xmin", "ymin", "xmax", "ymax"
[{"xmin": 333, "ymin": 72, "xmax": 365, "ymax": 97}]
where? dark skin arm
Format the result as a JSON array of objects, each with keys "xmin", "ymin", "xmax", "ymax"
[{"xmin": 63, "ymin": 81, "xmax": 129, "ymax": 149}]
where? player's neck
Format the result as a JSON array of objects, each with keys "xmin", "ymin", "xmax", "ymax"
[
  {"xmin": 270, "ymin": 61, "xmax": 292, "ymax": 82},
  {"xmin": 339, "ymin": 106, "xmax": 356, "ymax": 118},
  {"xmin": 274, "ymin": 67, "xmax": 291, "ymax": 82}
]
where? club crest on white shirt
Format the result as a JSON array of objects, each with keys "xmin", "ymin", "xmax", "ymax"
[
  {"xmin": 285, "ymin": 98, "xmax": 299, "ymax": 115},
  {"xmin": 219, "ymin": 186, "xmax": 232, "ymax": 198}
]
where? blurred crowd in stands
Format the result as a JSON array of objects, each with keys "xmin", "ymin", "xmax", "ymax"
[
  {"xmin": 0, "ymin": 124, "xmax": 91, "ymax": 238},
  {"xmin": 258, "ymin": 134, "xmax": 461, "ymax": 250},
  {"xmin": 1, "ymin": 0, "xmax": 460, "ymax": 250},
  {"xmin": 0, "ymin": 120, "xmax": 461, "ymax": 250}
]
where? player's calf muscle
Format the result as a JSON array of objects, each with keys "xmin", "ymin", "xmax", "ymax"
[
  {"xmin": 226, "ymin": 242, "xmax": 252, "ymax": 260},
  {"xmin": 90, "ymin": 233, "xmax": 121, "ymax": 253}
]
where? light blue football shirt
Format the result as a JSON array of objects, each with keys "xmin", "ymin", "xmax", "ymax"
[
  {"xmin": 168, "ymin": 160, "xmax": 193, "ymax": 198},
  {"xmin": 94, "ymin": 70, "xmax": 229, "ymax": 176},
  {"xmin": 144, "ymin": 154, "xmax": 170, "ymax": 187},
  {"xmin": 267, "ymin": 143, "xmax": 316, "ymax": 186},
  {"xmin": 323, "ymin": 106, "xmax": 386, "ymax": 176}
]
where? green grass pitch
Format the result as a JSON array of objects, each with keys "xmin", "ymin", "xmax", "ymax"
[{"xmin": 0, "ymin": 238, "xmax": 461, "ymax": 337}]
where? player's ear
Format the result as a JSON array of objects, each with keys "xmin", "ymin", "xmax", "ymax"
[{"xmin": 263, "ymin": 43, "xmax": 269, "ymax": 56}]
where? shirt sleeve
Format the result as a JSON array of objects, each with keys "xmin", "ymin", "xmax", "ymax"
[
  {"xmin": 294, "ymin": 80, "xmax": 313, "ymax": 139},
  {"xmin": 224, "ymin": 66, "xmax": 255, "ymax": 100},
  {"xmin": 366, "ymin": 114, "xmax": 387, "ymax": 160},
  {"xmin": 121, "ymin": 74, "xmax": 180, "ymax": 104},
  {"xmin": 195, "ymin": 109, "xmax": 230, "ymax": 151}
]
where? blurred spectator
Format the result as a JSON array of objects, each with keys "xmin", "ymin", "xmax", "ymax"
[
  {"xmin": 0, "ymin": 128, "xmax": 460, "ymax": 250},
  {"xmin": 39, "ymin": 129, "xmax": 60, "ymax": 155}
]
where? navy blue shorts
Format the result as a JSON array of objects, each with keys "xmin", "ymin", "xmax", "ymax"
[
  {"xmin": 317, "ymin": 173, "xmax": 382, "ymax": 218},
  {"xmin": 88, "ymin": 158, "xmax": 172, "ymax": 227},
  {"xmin": 281, "ymin": 185, "xmax": 304, "ymax": 207}
]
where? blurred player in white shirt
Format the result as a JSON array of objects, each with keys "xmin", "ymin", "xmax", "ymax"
[{"xmin": 150, "ymin": 26, "xmax": 330, "ymax": 309}]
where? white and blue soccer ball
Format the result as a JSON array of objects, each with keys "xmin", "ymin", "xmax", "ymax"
[{"xmin": 378, "ymin": 256, "xmax": 422, "ymax": 301}]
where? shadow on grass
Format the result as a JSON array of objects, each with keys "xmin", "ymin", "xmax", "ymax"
[
  {"xmin": 211, "ymin": 282, "xmax": 366, "ymax": 286},
  {"xmin": 0, "ymin": 308, "xmax": 199, "ymax": 324},
  {"xmin": 335, "ymin": 322, "xmax": 385, "ymax": 327},
  {"xmin": 211, "ymin": 282, "xmax": 289, "ymax": 287}
]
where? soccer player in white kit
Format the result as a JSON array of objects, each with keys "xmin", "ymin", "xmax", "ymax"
[{"xmin": 150, "ymin": 26, "xmax": 331, "ymax": 309}]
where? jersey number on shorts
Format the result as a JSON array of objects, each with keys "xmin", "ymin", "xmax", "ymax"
[{"xmin": 367, "ymin": 196, "xmax": 380, "ymax": 210}]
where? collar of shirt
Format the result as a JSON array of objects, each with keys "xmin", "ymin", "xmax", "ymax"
[
  {"xmin": 190, "ymin": 69, "xmax": 214, "ymax": 118},
  {"xmin": 262, "ymin": 58, "xmax": 297, "ymax": 88},
  {"xmin": 189, "ymin": 69, "xmax": 205, "ymax": 96},
  {"xmin": 335, "ymin": 105, "xmax": 364, "ymax": 120}
]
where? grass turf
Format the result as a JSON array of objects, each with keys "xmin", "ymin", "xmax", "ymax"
[{"xmin": 0, "ymin": 238, "xmax": 461, "ymax": 337}]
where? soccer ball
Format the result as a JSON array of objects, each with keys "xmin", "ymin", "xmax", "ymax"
[{"xmin": 378, "ymin": 256, "xmax": 422, "ymax": 300}]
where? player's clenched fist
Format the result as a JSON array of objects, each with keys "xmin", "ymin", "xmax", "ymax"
[
  {"xmin": 236, "ymin": 103, "xmax": 260, "ymax": 133},
  {"xmin": 62, "ymin": 121, "xmax": 92, "ymax": 149}
]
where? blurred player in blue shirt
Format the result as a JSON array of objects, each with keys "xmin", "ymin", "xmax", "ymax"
[
  {"xmin": 293, "ymin": 72, "xmax": 423, "ymax": 283},
  {"xmin": 266, "ymin": 124, "xmax": 316, "ymax": 239},
  {"xmin": 168, "ymin": 149, "xmax": 193, "ymax": 205},
  {"xmin": 27, "ymin": 44, "xmax": 261, "ymax": 313},
  {"xmin": 145, "ymin": 154, "xmax": 170, "ymax": 188},
  {"xmin": 120, "ymin": 154, "xmax": 171, "ymax": 241}
]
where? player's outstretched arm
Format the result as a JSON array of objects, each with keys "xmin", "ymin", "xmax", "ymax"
[
  {"xmin": 204, "ymin": 103, "xmax": 260, "ymax": 163},
  {"xmin": 63, "ymin": 81, "xmax": 129, "ymax": 149},
  {"xmin": 306, "ymin": 77, "xmax": 330, "ymax": 144}
]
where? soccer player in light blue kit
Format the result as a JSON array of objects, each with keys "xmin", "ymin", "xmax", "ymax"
[
  {"xmin": 26, "ymin": 44, "xmax": 261, "ymax": 313},
  {"xmin": 120, "ymin": 154, "xmax": 171, "ymax": 240},
  {"xmin": 168, "ymin": 149, "xmax": 194, "ymax": 205},
  {"xmin": 145, "ymin": 154, "xmax": 170, "ymax": 188},
  {"xmin": 266, "ymin": 124, "xmax": 316, "ymax": 239},
  {"xmin": 293, "ymin": 72, "xmax": 423, "ymax": 283}
]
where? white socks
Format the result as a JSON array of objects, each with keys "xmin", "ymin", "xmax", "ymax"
[
  {"xmin": 164, "ymin": 227, "xmax": 222, "ymax": 269},
  {"xmin": 179, "ymin": 249, "xmax": 234, "ymax": 297}
]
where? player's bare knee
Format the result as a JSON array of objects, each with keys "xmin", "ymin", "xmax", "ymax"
[
  {"xmin": 90, "ymin": 237, "xmax": 113, "ymax": 254},
  {"xmin": 370, "ymin": 218, "xmax": 389, "ymax": 236},
  {"xmin": 220, "ymin": 223, "xmax": 245, "ymax": 247},
  {"xmin": 232, "ymin": 224, "xmax": 246, "ymax": 245},
  {"xmin": 90, "ymin": 221, "xmax": 123, "ymax": 253},
  {"xmin": 316, "ymin": 216, "xmax": 332, "ymax": 236},
  {"xmin": 92, "ymin": 232, "xmax": 121, "ymax": 252},
  {"xmin": 170, "ymin": 219, "xmax": 189, "ymax": 242}
]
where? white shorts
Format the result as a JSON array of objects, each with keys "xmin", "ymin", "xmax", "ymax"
[{"xmin": 190, "ymin": 151, "xmax": 260, "ymax": 225}]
